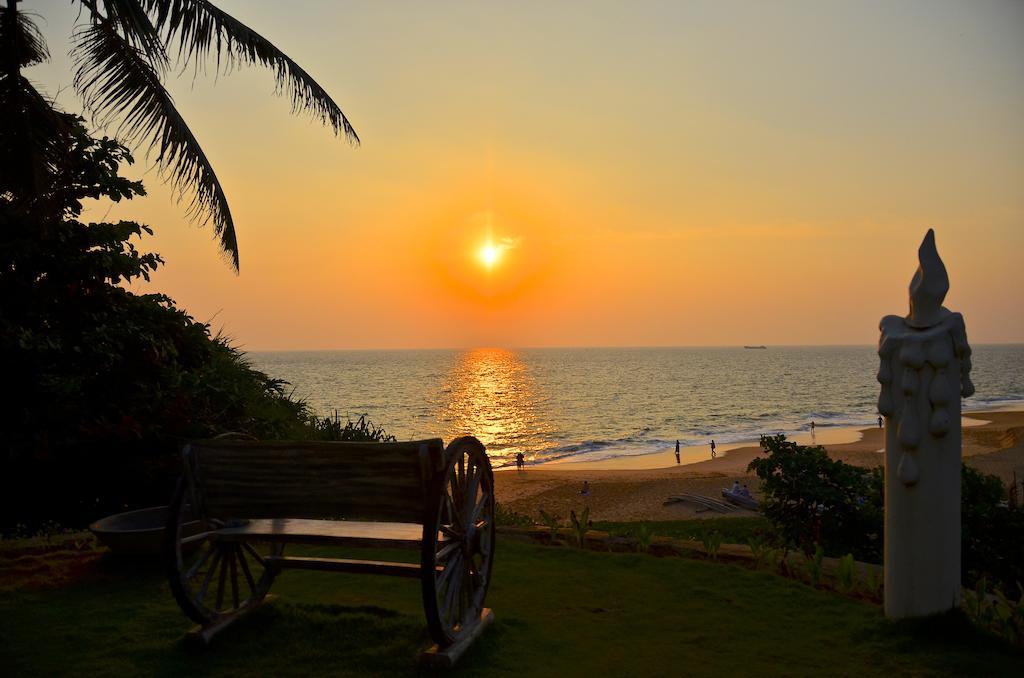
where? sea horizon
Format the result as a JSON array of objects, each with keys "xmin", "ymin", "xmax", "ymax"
[
  {"xmin": 239, "ymin": 342, "xmax": 1024, "ymax": 353},
  {"xmin": 248, "ymin": 344, "xmax": 1024, "ymax": 469}
]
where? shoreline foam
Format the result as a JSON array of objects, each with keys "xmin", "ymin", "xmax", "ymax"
[
  {"xmin": 518, "ymin": 409, "xmax": 1011, "ymax": 473},
  {"xmin": 494, "ymin": 409, "xmax": 1024, "ymax": 522}
]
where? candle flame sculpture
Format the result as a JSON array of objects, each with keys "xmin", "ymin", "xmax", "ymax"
[{"xmin": 877, "ymin": 229, "xmax": 973, "ymax": 617}]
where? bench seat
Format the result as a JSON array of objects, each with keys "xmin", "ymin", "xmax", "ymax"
[
  {"xmin": 165, "ymin": 435, "xmax": 495, "ymax": 664},
  {"xmin": 212, "ymin": 518, "xmax": 448, "ymax": 549}
]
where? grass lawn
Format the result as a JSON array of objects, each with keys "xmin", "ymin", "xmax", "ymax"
[
  {"xmin": 0, "ymin": 538, "xmax": 1017, "ymax": 676},
  {"xmin": 592, "ymin": 517, "xmax": 771, "ymax": 545}
]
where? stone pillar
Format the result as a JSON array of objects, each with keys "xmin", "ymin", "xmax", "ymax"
[{"xmin": 877, "ymin": 229, "xmax": 973, "ymax": 618}]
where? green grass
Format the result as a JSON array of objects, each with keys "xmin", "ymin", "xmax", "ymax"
[
  {"xmin": 593, "ymin": 517, "xmax": 770, "ymax": 545},
  {"xmin": 0, "ymin": 539, "xmax": 1018, "ymax": 676}
]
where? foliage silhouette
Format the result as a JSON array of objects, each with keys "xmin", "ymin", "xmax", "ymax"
[
  {"xmin": 1, "ymin": 0, "xmax": 358, "ymax": 270},
  {"xmin": 747, "ymin": 434, "xmax": 883, "ymax": 562},
  {"xmin": 0, "ymin": 115, "xmax": 382, "ymax": 531}
]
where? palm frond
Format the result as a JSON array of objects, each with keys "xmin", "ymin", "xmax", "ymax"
[
  {"xmin": 0, "ymin": 73, "xmax": 71, "ymax": 212},
  {"xmin": 143, "ymin": 0, "xmax": 359, "ymax": 144},
  {"xmin": 0, "ymin": 8, "xmax": 50, "ymax": 69},
  {"xmin": 72, "ymin": 20, "xmax": 239, "ymax": 269},
  {"xmin": 79, "ymin": 0, "xmax": 167, "ymax": 66}
]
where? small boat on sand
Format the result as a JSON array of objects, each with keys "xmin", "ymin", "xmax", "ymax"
[{"xmin": 721, "ymin": 488, "xmax": 759, "ymax": 511}]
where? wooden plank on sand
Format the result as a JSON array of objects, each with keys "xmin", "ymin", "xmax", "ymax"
[{"xmin": 664, "ymin": 493, "xmax": 738, "ymax": 513}]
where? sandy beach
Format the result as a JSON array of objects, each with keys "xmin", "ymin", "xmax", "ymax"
[{"xmin": 495, "ymin": 408, "xmax": 1024, "ymax": 522}]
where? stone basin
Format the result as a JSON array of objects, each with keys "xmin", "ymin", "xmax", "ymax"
[{"xmin": 89, "ymin": 506, "xmax": 202, "ymax": 557}]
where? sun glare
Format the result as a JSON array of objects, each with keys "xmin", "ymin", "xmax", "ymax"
[{"xmin": 479, "ymin": 242, "xmax": 501, "ymax": 269}]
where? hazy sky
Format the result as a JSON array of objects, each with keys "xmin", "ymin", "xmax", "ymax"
[{"xmin": 27, "ymin": 0, "xmax": 1024, "ymax": 349}]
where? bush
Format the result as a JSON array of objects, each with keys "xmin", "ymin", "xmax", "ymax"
[
  {"xmin": 569, "ymin": 507, "xmax": 591, "ymax": 549},
  {"xmin": 747, "ymin": 435, "xmax": 882, "ymax": 561},
  {"xmin": 701, "ymin": 531, "xmax": 723, "ymax": 560},
  {"xmin": 748, "ymin": 435, "xmax": 1023, "ymax": 592},
  {"xmin": 837, "ymin": 553, "xmax": 857, "ymax": 593},
  {"xmin": 633, "ymin": 523, "xmax": 654, "ymax": 554},
  {"xmin": 962, "ymin": 466, "xmax": 1024, "ymax": 592},
  {"xmin": 803, "ymin": 545, "xmax": 825, "ymax": 588},
  {"xmin": 494, "ymin": 502, "xmax": 533, "ymax": 528},
  {"xmin": 963, "ymin": 579, "xmax": 1024, "ymax": 647}
]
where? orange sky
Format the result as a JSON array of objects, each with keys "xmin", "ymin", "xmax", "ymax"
[{"xmin": 30, "ymin": 0, "xmax": 1024, "ymax": 349}]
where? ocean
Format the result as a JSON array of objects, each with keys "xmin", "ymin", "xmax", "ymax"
[{"xmin": 247, "ymin": 345, "xmax": 1024, "ymax": 469}]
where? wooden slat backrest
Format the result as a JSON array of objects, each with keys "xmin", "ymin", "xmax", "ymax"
[{"xmin": 183, "ymin": 439, "xmax": 445, "ymax": 523}]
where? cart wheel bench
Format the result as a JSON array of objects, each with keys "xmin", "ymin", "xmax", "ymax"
[{"xmin": 163, "ymin": 436, "xmax": 495, "ymax": 664}]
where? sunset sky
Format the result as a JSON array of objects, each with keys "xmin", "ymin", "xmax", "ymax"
[{"xmin": 30, "ymin": 0, "xmax": 1024, "ymax": 349}]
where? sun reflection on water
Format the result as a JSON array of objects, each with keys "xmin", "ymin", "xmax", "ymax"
[{"xmin": 437, "ymin": 348, "xmax": 552, "ymax": 468}]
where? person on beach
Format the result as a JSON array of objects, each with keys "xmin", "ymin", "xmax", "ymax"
[
  {"xmin": 710, "ymin": 439, "xmax": 717, "ymax": 458},
  {"xmin": 742, "ymin": 483, "xmax": 751, "ymax": 497},
  {"xmin": 731, "ymin": 480, "xmax": 741, "ymax": 494},
  {"xmin": 878, "ymin": 415, "xmax": 883, "ymax": 428},
  {"xmin": 675, "ymin": 439, "xmax": 680, "ymax": 464},
  {"xmin": 516, "ymin": 452, "xmax": 525, "ymax": 470},
  {"xmin": 581, "ymin": 480, "xmax": 590, "ymax": 496},
  {"xmin": 810, "ymin": 421, "xmax": 816, "ymax": 432}
]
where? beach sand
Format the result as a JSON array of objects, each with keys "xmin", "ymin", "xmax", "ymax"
[{"xmin": 494, "ymin": 409, "xmax": 1024, "ymax": 523}]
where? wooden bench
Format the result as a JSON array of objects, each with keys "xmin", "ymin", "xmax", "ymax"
[{"xmin": 163, "ymin": 436, "xmax": 495, "ymax": 663}]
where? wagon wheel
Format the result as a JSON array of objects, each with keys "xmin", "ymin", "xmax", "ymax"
[
  {"xmin": 164, "ymin": 478, "xmax": 281, "ymax": 625},
  {"xmin": 422, "ymin": 436, "xmax": 495, "ymax": 646}
]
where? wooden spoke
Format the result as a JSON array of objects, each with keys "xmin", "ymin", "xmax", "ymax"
[
  {"xmin": 237, "ymin": 545, "xmax": 257, "ymax": 593},
  {"xmin": 196, "ymin": 551, "xmax": 220, "ymax": 605},
  {"xmin": 436, "ymin": 541, "xmax": 460, "ymax": 563},
  {"xmin": 470, "ymin": 489, "xmax": 490, "ymax": 525},
  {"xmin": 215, "ymin": 550, "xmax": 229, "ymax": 611},
  {"xmin": 437, "ymin": 551, "xmax": 463, "ymax": 592},
  {"xmin": 181, "ymin": 531, "xmax": 215, "ymax": 546},
  {"xmin": 184, "ymin": 543, "xmax": 216, "ymax": 581},
  {"xmin": 463, "ymin": 463, "xmax": 480, "ymax": 519},
  {"xmin": 442, "ymin": 559, "xmax": 462, "ymax": 621},
  {"xmin": 242, "ymin": 541, "xmax": 266, "ymax": 567},
  {"xmin": 229, "ymin": 547, "xmax": 240, "ymax": 610}
]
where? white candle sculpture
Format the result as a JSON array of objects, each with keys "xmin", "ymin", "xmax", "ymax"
[{"xmin": 877, "ymin": 229, "xmax": 973, "ymax": 618}]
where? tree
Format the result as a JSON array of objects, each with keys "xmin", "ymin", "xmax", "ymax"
[
  {"xmin": 747, "ymin": 435, "xmax": 883, "ymax": 561},
  {"xmin": 0, "ymin": 114, "xmax": 391, "ymax": 529},
  {"xmin": 1, "ymin": 0, "xmax": 358, "ymax": 270}
]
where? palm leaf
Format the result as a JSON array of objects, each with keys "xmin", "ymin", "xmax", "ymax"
[
  {"xmin": 143, "ymin": 0, "xmax": 358, "ymax": 144},
  {"xmin": 83, "ymin": 0, "xmax": 167, "ymax": 66},
  {"xmin": 0, "ymin": 7, "xmax": 50, "ymax": 69},
  {"xmin": 72, "ymin": 20, "xmax": 239, "ymax": 269},
  {"xmin": 0, "ymin": 73, "xmax": 72, "ymax": 213}
]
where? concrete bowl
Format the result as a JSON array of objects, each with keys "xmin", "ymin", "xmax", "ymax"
[{"xmin": 89, "ymin": 506, "xmax": 202, "ymax": 557}]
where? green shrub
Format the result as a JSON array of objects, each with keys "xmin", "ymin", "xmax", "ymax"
[
  {"xmin": 538, "ymin": 509, "xmax": 563, "ymax": 542},
  {"xmin": 747, "ymin": 435, "xmax": 882, "ymax": 561},
  {"xmin": 963, "ymin": 579, "xmax": 1024, "ymax": 647},
  {"xmin": 961, "ymin": 466, "xmax": 1024, "ymax": 593},
  {"xmin": 837, "ymin": 553, "xmax": 857, "ymax": 593},
  {"xmin": 804, "ymin": 545, "xmax": 825, "ymax": 588},
  {"xmin": 749, "ymin": 436, "xmax": 1023, "ymax": 592},
  {"xmin": 495, "ymin": 502, "xmax": 533, "ymax": 528},
  {"xmin": 308, "ymin": 411, "xmax": 396, "ymax": 442},
  {"xmin": 748, "ymin": 535, "xmax": 770, "ymax": 568},
  {"xmin": 864, "ymin": 566, "xmax": 882, "ymax": 599},
  {"xmin": 702, "ymin": 531, "xmax": 723, "ymax": 560},
  {"xmin": 569, "ymin": 507, "xmax": 591, "ymax": 549},
  {"xmin": 633, "ymin": 523, "xmax": 654, "ymax": 554}
]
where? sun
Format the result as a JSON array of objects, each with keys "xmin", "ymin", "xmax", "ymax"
[{"xmin": 479, "ymin": 242, "xmax": 501, "ymax": 269}]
